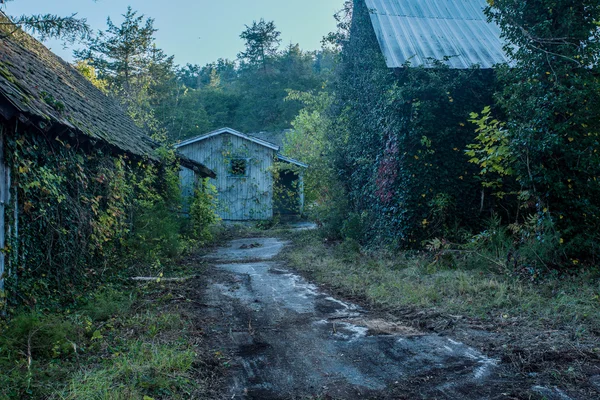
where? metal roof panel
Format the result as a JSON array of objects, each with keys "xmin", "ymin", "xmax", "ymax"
[{"xmin": 364, "ymin": 0, "xmax": 511, "ymax": 69}]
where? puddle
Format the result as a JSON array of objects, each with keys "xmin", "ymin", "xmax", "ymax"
[{"xmin": 205, "ymin": 238, "xmax": 287, "ymax": 262}]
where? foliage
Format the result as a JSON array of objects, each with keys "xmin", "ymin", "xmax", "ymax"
[
  {"xmin": 75, "ymin": 7, "xmax": 157, "ymax": 92},
  {"xmin": 485, "ymin": 0, "xmax": 600, "ymax": 261},
  {"xmin": 466, "ymin": 106, "xmax": 515, "ymax": 192},
  {"xmin": 3, "ymin": 125, "xmax": 195, "ymax": 311},
  {"xmin": 283, "ymin": 89, "xmax": 350, "ymax": 237},
  {"xmin": 74, "ymin": 7, "xmax": 176, "ymax": 136},
  {"xmin": 0, "ymin": 283, "xmax": 221, "ymax": 399},
  {"xmin": 466, "ymin": 214, "xmax": 563, "ymax": 277},
  {"xmin": 74, "ymin": 60, "xmax": 108, "ymax": 93},
  {"xmin": 238, "ymin": 19, "xmax": 281, "ymax": 69},
  {"xmin": 0, "ymin": 4, "xmax": 92, "ymax": 44},
  {"xmin": 9, "ymin": 134, "xmax": 131, "ymax": 309},
  {"xmin": 284, "ymin": 90, "xmax": 332, "ymax": 205},
  {"xmin": 328, "ymin": 0, "xmax": 495, "ymax": 247},
  {"xmin": 271, "ymin": 163, "xmax": 302, "ymax": 216},
  {"xmin": 284, "ymin": 230, "xmax": 600, "ymax": 335},
  {"xmin": 74, "ymin": 10, "xmax": 333, "ymax": 142},
  {"xmin": 189, "ymin": 181, "xmax": 219, "ymax": 244},
  {"xmin": 234, "ymin": 43, "xmax": 326, "ymax": 133},
  {"xmin": 59, "ymin": 341, "xmax": 196, "ymax": 399}
]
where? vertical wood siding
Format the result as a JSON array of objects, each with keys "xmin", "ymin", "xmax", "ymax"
[
  {"xmin": 179, "ymin": 134, "xmax": 275, "ymax": 220},
  {"xmin": 0, "ymin": 124, "xmax": 6, "ymax": 304}
]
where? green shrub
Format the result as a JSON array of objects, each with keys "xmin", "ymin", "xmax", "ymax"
[
  {"xmin": 189, "ymin": 181, "xmax": 219, "ymax": 244},
  {"xmin": 80, "ymin": 288, "xmax": 135, "ymax": 322},
  {"xmin": 466, "ymin": 214, "xmax": 563, "ymax": 278},
  {"xmin": 341, "ymin": 212, "xmax": 367, "ymax": 242},
  {"xmin": 0, "ymin": 312, "xmax": 80, "ymax": 360},
  {"xmin": 126, "ymin": 199, "xmax": 186, "ymax": 264}
]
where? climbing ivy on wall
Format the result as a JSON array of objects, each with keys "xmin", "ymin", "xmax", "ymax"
[
  {"xmin": 330, "ymin": 0, "xmax": 498, "ymax": 247},
  {"xmin": 2, "ymin": 127, "xmax": 185, "ymax": 310}
]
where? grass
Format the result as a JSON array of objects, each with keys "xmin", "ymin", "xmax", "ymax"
[
  {"xmin": 281, "ymin": 231, "xmax": 600, "ymax": 333},
  {"xmin": 0, "ymin": 279, "xmax": 223, "ymax": 400},
  {"xmin": 59, "ymin": 342, "xmax": 195, "ymax": 399}
]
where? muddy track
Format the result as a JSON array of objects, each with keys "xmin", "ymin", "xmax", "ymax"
[{"xmin": 198, "ymin": 237, "xmax": 597, "ymax": 400}]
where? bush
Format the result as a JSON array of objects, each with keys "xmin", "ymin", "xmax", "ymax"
[
  {"xmin": 0, "ymin": 312, "xmax": 81, "ymax": 361},
  {"xmin": 80, "ymin": 288, "xmax": 135, "ymax": 322},
  {"xmin": 189, "ymin": 181, "xmax": 219, "ymax": 244},
  {"xmin": 341, "ymin": 212, "xmax": 366, "ymax": 242},
  {"xmin": 466, "ymin": 214, "xmax": 563, "ymax": 279},
  {"xmin": 126, "ymin": 199, "xmax": 186, "ymax": 265}
]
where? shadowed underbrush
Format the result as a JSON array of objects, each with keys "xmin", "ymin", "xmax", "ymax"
[
  {"xmin": 0, "ymin": 280, "xmax": 223, "ymax": 400},
  {"xmin": 282, "ymin": 231, "xmax": 600, "ymax": 335}
]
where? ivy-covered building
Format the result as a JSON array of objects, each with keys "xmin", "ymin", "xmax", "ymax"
[
  {"xmin": 176, "ymin": 128, "xmax": 307, "ymax": 221},
  {"xmin": 335, "ymin": 0, "xmax": 510, "ymax": 246},
  {"xmin": 0, "ymin": 14, "xmax": 214, "ymax": 308}
]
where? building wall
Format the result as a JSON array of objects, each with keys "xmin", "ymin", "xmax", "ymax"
[
  {"xmin": 179, "ymin": 133, "xmax": 275, "ymax": 220},
  {"xmin": 0, "ymin": 123, "xmax": 6, "ymax": 307}
]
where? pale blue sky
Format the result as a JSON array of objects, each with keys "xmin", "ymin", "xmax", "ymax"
[{"xmin": 2, "ymin": 0, "xmax": 343, "ymax": 66}]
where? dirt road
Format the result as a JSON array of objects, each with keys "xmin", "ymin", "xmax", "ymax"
[{"xmin": 199, "ymin": 237, "xmax": 579, "ymax": 399}]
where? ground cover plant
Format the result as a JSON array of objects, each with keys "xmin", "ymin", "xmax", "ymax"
[
  {"xmin": 280, "ymin": 230, "xmax": 600, "ymax": 398},
  {"xmin": 0, "ymin": 268, "xmax": 225, "ymax": 399}
]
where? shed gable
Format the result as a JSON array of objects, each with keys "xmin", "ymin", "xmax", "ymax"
[{"xmin": 179, "ymin": 133, "xmax": 276, "ymax": 220}]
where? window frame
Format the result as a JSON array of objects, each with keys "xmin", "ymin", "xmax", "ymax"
[{"xmin": 228, "ymin": 157, "xmax": 250, "ymax": 178}]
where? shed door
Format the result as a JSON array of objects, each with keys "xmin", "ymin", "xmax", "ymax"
[{"xmin": 274, "ymin": 170, "xmax": 300, "ymax": 216}]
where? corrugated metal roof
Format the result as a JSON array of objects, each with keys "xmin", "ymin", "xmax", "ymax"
[{"xmin": 364, "ymin": 0, "xmax": 511, "ymax": 69}]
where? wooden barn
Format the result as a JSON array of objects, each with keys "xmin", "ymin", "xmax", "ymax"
[
  {"xmin": 176, "ymin": 128, "xmax": 307, "ymax": 221},
  {"xmin": 0, "ymin": 13, "xmax": 214, "ymax": 305}
]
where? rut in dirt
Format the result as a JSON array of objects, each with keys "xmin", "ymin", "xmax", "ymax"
[{"xmin": 198, "ymin": 236, "xmax": 566, "ymax": 400}]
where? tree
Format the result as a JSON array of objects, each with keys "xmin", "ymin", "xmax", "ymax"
[
  {"xmin": 74, "ymin": 60, "xmax": 108, "ymax": 93},
  {"xmin": 238, "ymin": 19, "xmax": 281, "ymax": 69},
  {"xmin": 76, "ymin": 7, "xmax": 157, "ymax": 94},
  {"xmin": 74, "ymin": 7, "xmax": 176, "ymax": 138},
  {"xmin": 0, "ymin": 1, "xmax": 93, "ymax": 43},
  {"xmin": 485, "ymin": 0, "xmax": 600, "ymax": 258}
]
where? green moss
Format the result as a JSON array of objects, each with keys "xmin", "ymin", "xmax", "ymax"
[
  {"xmin": 0, "ymin": 62, "xmax": 17, "ymax": 84},
  {"xmin": 40, "ymin": 91, "xmax": 65, "ymax": 113}
]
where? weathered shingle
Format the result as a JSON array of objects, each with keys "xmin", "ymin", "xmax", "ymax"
[
  {"xmin": 0, "ymin": 13, "xmax": 157, "ymax": 158},
  {"xmin": 364, "ymin": 0, "xmax": 511, "ymax": 69}
]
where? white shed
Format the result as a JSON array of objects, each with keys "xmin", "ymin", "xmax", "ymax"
[{"xmin": 176, "ymin": 127, "xmax": 307, "ymax": 221}]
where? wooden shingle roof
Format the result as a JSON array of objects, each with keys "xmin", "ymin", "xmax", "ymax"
[{"xmin": 0, "ymin": 12, "xmax": 157, "ymax": 159}]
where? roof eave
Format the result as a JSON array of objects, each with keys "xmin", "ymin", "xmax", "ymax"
[
  {"xmin": 277, "ymin": 154, "xmax": 308, "ymax": 168},
  {"xmin": 175, "ymin": 127, "xmax": 280, "ymax": 151}
]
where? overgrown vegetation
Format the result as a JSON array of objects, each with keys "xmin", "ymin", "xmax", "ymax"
[
  {"xmin": 283, "ymin": 231, "xmax": 600, "ymax": 336},
  {"xmin": 288, "ymin": 0, "xmax": 600, "ymax": 275},
  {"xmin": 3, "ymin": 131, "xmax": 216, "ymax": 311},
  {"xmin": 0, "ymin": 279, "xmax": 224, "ymax": 399},
  {"xmin": 0, "ymin": 5, "xmax": 223, "ymax": 397},
  {"xmin": 2, "ymin": 0, "xmax": 600, "ymax": 396}
]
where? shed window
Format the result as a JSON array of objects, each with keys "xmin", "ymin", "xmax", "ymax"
[{"xmin": 229, "ymin": 158, "xmax": 248, "ymax": 177}]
